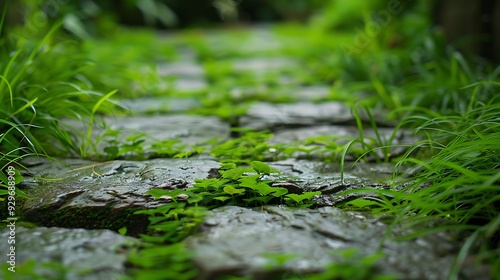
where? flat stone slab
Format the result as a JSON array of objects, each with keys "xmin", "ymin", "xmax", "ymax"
[
  {"xmin": 202, "ymin": 27, "xmax": 285, "ymax": 57},
  {"xmin": 286, "ymin": 86, "xmax": 331, "ymax": 101},
  {"xmin": 98, "ymin": 114, "xmax": 229, "ymax": 158},
  {"xmin": 270, "ymin": 125, "xmax": 416, "ymax": 161},
  {"xmin": 120, "ymin": 97, "xmax": 200, "ymax": 114},
  {"xmin": 19, "ymin": 158, "xmax": 220, "ymax": 235},
  {"xmin": 186, "ymin": 206, "xmax": 480, "ymax": 280},
  {"xmin": 231, "ymin": 57, "xmax": 298, "ymax": 72},
  {"xmin": 103, "ymin": 115, "xmax": 228, "ymax": 142},
  {"xmin": 157, "ymin": 62, "xmax": 205, "ymax": 77},
  {"xmin": 157, "ymin": 77, "xmax": 208, "ymax": 93},
  {"xmin": 17, "ymin": 156, "xmax": 398, "ymax": 236},
  {"xmin": 0, "ymin": 227, "xmax": 136, "ymax": 280},
  {"xmin": 228, "ymin": 85, "xmax": 331, "ymax": 102},
  {"xmin": 267, "ymin": 159, "xmax": 393, "ymax": 205},
  {"xmin": 240, "ymin": 101, "xmax": 352, "ymax": 130},
  {"xmin": 63, "ymin": 114, "xmax": 229, "ymax": 159},
  {"xmin": 169, "ymin": 78, "xmax": 208, "ymax": 92},
  {"xmin": 156, "ymin": 62, "xmax": 208, "ymax": 92}
]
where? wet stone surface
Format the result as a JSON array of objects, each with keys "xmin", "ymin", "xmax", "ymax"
[
  {"xmin": 270, "ymin": 125, "xmax": 417, "ymax": 161},
  {"xmin": 186, "ymin": 206, "xmax": 464, "ymax": 280},
  {"xmin": 286, "ymin": 85, "xmax": 331, "ymax": 101},
  {"xmin": 240, "ymin": 101, "xmax": 396, "ymax": 131},
  {"xmin": 63, "ymin": 114, "xmax": 230, "ymax": 159},
  {"xmin": 239, "ymin": 101, "xmax": 353, "ymax": 130},
  {"xmin": 19, "ymin": 158, "xmax": 220, "ymax": 235},
  {"xmin": 165, "ymin": 77, "xmax": 208, "ymax": 92},
  {"xmin": 157, "ymin": 61, "xmax": 205, "ymax": 77},
  {"xmin": 17, "ymin": 155, "xmax": 399, "ymax": 236},
  {"xmin": 103, "ymin": 115, "xmax": 229, "ymax": 142},
  {"xmin": 267, "ymin": 159, "xmax": 394, "ymax": 206},
  {"xmin": 0, "ymin": 227, "xmax": 136, "ymax": 280},
  {"xmin": 230, "ymin": 57, "xmax": 298, "ymax": 72},
  {"xmin": 120, "ymin": 97, "xmax": 201, "ymax": 114},
  {"xmin": 157, "ymin": 61, "xmax": 208, "ymax": 92},
  {"xmin": 202, "ymin": 27, "xmax": 285, "ymax": 56},
  {"xmin": 96, "ymin": 114, "xmax": 230, "ymax": 157}
]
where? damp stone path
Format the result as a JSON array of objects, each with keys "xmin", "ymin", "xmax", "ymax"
[{"xmin": 1, "ymin": 27, "xmax": 491, "ymax": 280}]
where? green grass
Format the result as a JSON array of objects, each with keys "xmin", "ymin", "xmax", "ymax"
[
  {"xmin": 394, "ymin": 92, "xmax": 500, "ymax": 276},
  {"xmin": 0, "ymin": 21, "xmax": 118, "ymax": 160},
  {"xmin": 338, "ymin": 83, "xmax": 500, "ymax": 279}
]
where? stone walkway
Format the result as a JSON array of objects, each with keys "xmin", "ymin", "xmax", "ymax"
[{"xmin": 0, "ymin": 27, "xmax": 489, "ymax": 279}]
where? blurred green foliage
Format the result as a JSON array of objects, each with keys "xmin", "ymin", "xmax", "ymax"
[{"xmin": 4, "ymin": 1, "xmax": 427, "ymax": 34}]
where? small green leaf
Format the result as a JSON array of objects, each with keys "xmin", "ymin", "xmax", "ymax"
[
  {"xmin": 286, "ymin": 191, "xmax": 321, "ymax": 203},
  {"xmin": 221, "ymin": 167, "xmax": 247, "ymax": 180},
  {"xmin": 213, "ymin": 196, "xmax": 231, "ymax": 202},
  {"xmin": 125, "ymin": 133, "xmax": 146, "ymax": 142},
  {"xmin": 271, "ymin": 187, "xmax": 288, "ymax": 197},
  {"xmin": 345, "ymin": 198, "xmax": 380, "ymax": 208},
  {"xmin": 194, "ymin": 178, "xmax": 228, "ymax": 190},
  {"xmin": 187, "ymin": 194, "xmax": 203, "ymax": 204},
  {"xmin": 238, "ymin": 175, "xmax": 260, "ymax": 188},
  {"xmin": 174, "ymin": 151, "xmax": 193, "ymax": 158},
  {"xmin": 286, "ymin": 194, "xmax": 306, "ymax": 204},
  {"xmin": 220, "ymin": 163, "xmax": 236, "ymax": 170},
  {"xmin": 146, "ymin": 189, "xmax": 188, "ymax": 199},
  {"xmin": 118, "ymin": 227, "xmax": 127, "ymax": 235},
  {"xmin": 251, "ymin": 161, "xmax": 271, "ymax": 174},
  {"xmin": 104, "ymin": 146, "xmax": 119, "ymax": 157},
  {"xmin": 223, "ymin": 185, "xmax": 245, "ymax": 195},
  {"xmin": 253, "ymin": 182, "xmax": 275, "ymax": 196},
  {"xmin": 304, "ymin": 191, "xmax": 321, "ymax": 198},
  {"xmin": 11, "ymin": 169, "xmax": 23, "ymax": 185},
  {"xmin": 102, "ymin": 129, "xmax": 121, "ymax": 137}
]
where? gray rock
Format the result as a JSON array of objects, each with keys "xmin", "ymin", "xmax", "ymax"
[
  {"xmin": 156, "ymin": 61, "xmax": 208, "ymax": 92},
  {"xmin": 267, "ymin": 159, "xmax": 394, "ymax": 206},
  {"xmin": 202, "ymin": 27, "xmax": 285, "ymax": 57},
  {"xmin": 19, "ymin": 158, "xmax": 220, "ymax": 235},
  {"xmin": 120, "ymin": 97, "xmax": 200, "ymax": 114},
  {"xmin": 286, "ymin": 86, "xmax": 331, "ymax": 101},
  {"xmin": 0, "ymin": 227, "xmax": 136, "ymax": 280},
  {"xmin": 98, "ymin": 114, "xmax": 229, "ymax": 158},
  {"xmin": 271, "ymin": 125, "xmax": 396, "ymax": 143},
  {"xmin": 235, "ymin": 28, "xmax": 285, "ymax": 54},
  {"xmin": 154, "ymin": 78, "xmax": 208, "ymax": 93},
  {"xmin": 240, "ymin": 101, "xmax": 353, "ymax": 130},
  {"xmin": 270, "ymin": 125, "xmax": 417, "ymax": 161},
  {"xmin": 186, "ymin": 206, "xmax": 472, "ymax": 280},
  {"xmin": 231, "ymin": 57, "xmax": 298, "ymax": 72},
  {"xmin": 157, "ymin": 62, "xmax": 205, "ymax": 77},
  {"xmin": 103, "ymin": 115, "xmax": 228, "ymax": 140},
  {"xmin": 168, "ymin": 78, "xmax": 208, "ymax": 92},
  {"xmin": 227, "ymin": 85, "xmax": 331, "ymax": 103},
  {"xmin": 60, "ymin": 114, "xmax": 229, "ymax": 159}
]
